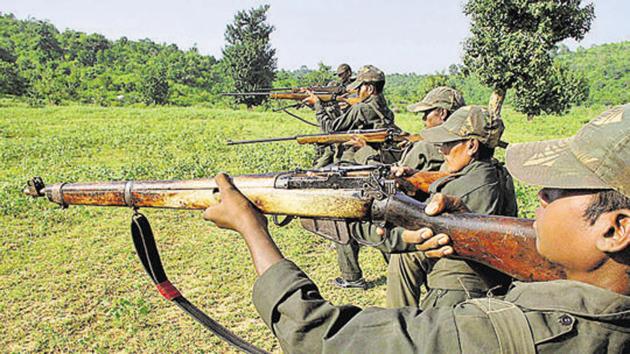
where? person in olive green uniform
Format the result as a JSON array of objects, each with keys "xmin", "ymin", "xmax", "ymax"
[
  {"xmin": 304, "ymin": 64, "xmax": 395, "ymax": 165},
  {"xmin": 304, "ymin": 65, "xmax": 396, "ymax": 289},
  {"xmin": 353, "ymin": 86, "xmax": 461, "ymax": 168},
  {"xmin": 386, "ymin": 106, "xmax": 517, "ymax": 308},
  {"xmin": 313, "ymin": 63, "xmax": 356, "ymax": 168},
  {"xmin": 203, "ymin": 104, "xmax": 630, "ymax": 353},
  {"xmin": 332, "ymin": 63, "xmax": 354, "ymax": 88},
  {"xmin": 340, "ymin": 87, "xmax": 466, "ymax": 289}
]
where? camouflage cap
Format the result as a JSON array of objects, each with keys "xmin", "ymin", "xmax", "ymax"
[
  {"xmin": 506, "ymin": 104, "xmax": 630, "ymax": 198},
  {"xmin": 420, "ymin": 105, "xmax": 505, "ymax": 148},
  {"xmin": 408, "ymin": 86, "xmax": 465, "ymax": 113},
  {"xmin": 337, "ymin": 63, "xmax": 351, "ymax": 75},
  {"xmin": 347, "ymin": 65, "xmax": 385, "ymax": 91}
]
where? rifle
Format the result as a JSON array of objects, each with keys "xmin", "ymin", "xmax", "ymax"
[
  {"xmin": 24, "ymin": 167, "xmax": 563, "ymax": 282},
  {"xmin": 252, "ymin": 85, "xmax": 348, "ymax": 94},
  {"xmin": 227, "ymin": 128, "xmax": 423, "ymax": 146},
  {"xmin": 24, "ymin": 166, "xmax": 564, "ymax": 353},
  {"xmin": 221, "ymin": 92, "xmax": 362, "ymax": 105}
]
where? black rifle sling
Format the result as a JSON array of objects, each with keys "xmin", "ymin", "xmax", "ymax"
[{"xmin": 130, "ymin": 212, "xmax": 269, "ymax": 354}]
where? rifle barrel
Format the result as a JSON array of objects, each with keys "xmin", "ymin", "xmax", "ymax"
[{"xmin": 227, "ymin": 136, "xmax": 297, "ymax": 145}]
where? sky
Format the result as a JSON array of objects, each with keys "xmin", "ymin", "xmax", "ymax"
[{"xmin": 3, "ymin": 0, "xmax": 629, "ymax": 74}]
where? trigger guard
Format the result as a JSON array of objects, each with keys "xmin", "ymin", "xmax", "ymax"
[{"xmin": 272, "ymin": 215, "xmax": 294, "ymax": 227}]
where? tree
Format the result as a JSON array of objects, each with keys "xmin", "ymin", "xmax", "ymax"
[
  {"xmin": 222, "ymin": 5, "xmax": 276, "ymax": 107},
  {"xmin": 416, "ymin": 74, "xmax": 450, "ymax": 99},
  {"xmin": 513, "ymin": 63, "xmax": 589, "ymax": 120},
  {"xmin": 139, "ymin": 64, "xmax": 170, "ymax": 105},
  {"xmin": 463, "ymin": 0, "xmax": 594, "ymax": 118}
]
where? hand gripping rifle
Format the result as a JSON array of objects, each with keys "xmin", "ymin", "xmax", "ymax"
[
  {"xmin": 226, "ymin": 128, "xmax": 422, "ymax": 146},
  {"xmin": 24, "ymin": 166, "xmax": 564, "ymax": 353}
]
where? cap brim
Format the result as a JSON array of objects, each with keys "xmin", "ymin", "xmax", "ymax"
[
  {"xmin": 347, "ymin": 80, "xmax": 362, "ymax": 91},
  {"xmin": 407, "ymin": 103, "xmax": 434, "ymax": 113},
  {"xmin": 506, "ymin": 138, "xmax": 610, "ymax": 190},
  {"xmin": 420, "ymin": 126, "xmax": 464, "ymax": 144}
]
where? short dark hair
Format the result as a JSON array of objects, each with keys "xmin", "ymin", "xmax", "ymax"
[
  {"xmin": 584, "ymin": 190, "xmax": 630, "ymax": 225},
  {"xmin": 365, "ymin": 81, "xmax": 385, "ymax": 94}
]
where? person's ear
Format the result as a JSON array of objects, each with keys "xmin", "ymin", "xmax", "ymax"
[
  {"xmin": 437, "ymin": 108, "xmax": 449, "ymax": 121},
  {"xmin": 466, "ymin": 139, "xmax": 479, "ymax": 156},
  {"xmin": 596, "ymin": 212, "xmax": 630, "ymax": 253}
]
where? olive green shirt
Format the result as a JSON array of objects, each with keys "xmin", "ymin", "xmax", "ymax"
[
  {"xmin": 426, "ymin": 159, "xmax": 518, "ymax": 293},
  {"xmin": 315, "ymin": 94, "xmax": 395, "ymax": 164},
  {"xmin": 398, "ymin": 140, "xmax": 444, "ymax": 171},
  {"xmin": 253, "ymin": 260, "xmax": 630, "ymax": 353}
]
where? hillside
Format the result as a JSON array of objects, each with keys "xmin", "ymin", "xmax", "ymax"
[
  {"xmin": 557, "ymin": 42, "xmax": 630, "ymax": 105},
  {"xmin": 0, "ymin": 13, "xmax": 628, "ymax": 108}
]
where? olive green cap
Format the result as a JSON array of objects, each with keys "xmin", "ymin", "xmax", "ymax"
[
  {"xmin": 420, "ymin": 105, "xmax": 505, "ymax": 148},
  {"xmin": 347, "ymin": 65, "xmax": 385, "ymax": 91},
  {"xmin": 337, "ymin": 63, "xmax": 351, "ymax": 75},
  {"xmin": 506, "ymin": 104, "xmax": 630, "ymax": 198},
  {"xmin": 408, "ymin": 86, "xmax": 465, "ymax": 113}
]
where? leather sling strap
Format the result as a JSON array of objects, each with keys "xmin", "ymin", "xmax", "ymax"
[{"xmin": 131, "ymin": 212, "xmax": 269, "ymax": 354}]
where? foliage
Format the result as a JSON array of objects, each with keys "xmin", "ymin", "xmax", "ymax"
[
  {"xmin": 556, "ymin": 42, "xmax": 630, "ymax": 106},
  {"xmin": 513, "ymin": 63, "xmax": 589, "ymax": 119},
  {"xmin": 222, "ymin": 5, "xmax": 277, "ymax": 107},
  {"xmin": 0, "ymin": 12, "xmax": 220, "ymax": 106},
  {"xmin": 462, "ymin": 0, "xmax": 595, "ymax": 117},
  {"xmin": 139, "ymin": 64, "xmax": 170, "ymax": 105}
]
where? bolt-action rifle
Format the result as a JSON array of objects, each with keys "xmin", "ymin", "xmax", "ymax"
[
  {"xmin": 221, "ymin": 92, "xmax": 362, "ymax": 106},
  {"xmin": 226, "ymin": 128, "xmax": 422, "ymax": 146},
  {"xmin": 253, "ymin": 85, "xmax": 349, "ymax": 94},
  {"xmin": 24, "ymin": 166, "xmax": 564, "ymax": 353},
  {"xmin": 24, "ymin": 166, "xmax": 563, "ymax": 282}
]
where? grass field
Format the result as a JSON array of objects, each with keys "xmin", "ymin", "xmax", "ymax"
[{"xmin": 0, "ymin": 104, "xmax": 606, "ymax": 352}]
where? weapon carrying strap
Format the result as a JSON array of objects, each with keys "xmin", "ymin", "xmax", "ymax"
[{"xmin": 130, "ymin": 212, "xmax": 269, "ymax": 354}]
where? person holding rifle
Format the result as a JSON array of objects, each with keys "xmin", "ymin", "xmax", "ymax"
[
  {"xmin": 203, "ymin": 104, "xmax": 630, "ymax": 353},
  {"xmin": 312, "ymin": 63, "xmax": 356, "ymax": 169},
  {"xmin": 303, "ymin": 64, "xmax": 397, "ymax": 289}
]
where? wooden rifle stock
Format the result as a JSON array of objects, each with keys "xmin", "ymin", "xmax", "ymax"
[
  {"xmin": 371, "ymin": 193, "xmax": 565, "ymax": 281},
  {"xmin": 25, "ymin": 170, "xmax": 565, "ymax": 282}
]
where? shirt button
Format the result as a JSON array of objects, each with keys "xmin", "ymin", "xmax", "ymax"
[{"xmin": 558, "ymin": 314, "xmax": 573, "ymax": 326}]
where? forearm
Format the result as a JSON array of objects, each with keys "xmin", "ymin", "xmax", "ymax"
[{"xmin": 240, "ymin": 222, "xmax": 284, "ymax": 276}]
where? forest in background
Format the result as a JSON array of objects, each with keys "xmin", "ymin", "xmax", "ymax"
[{"xmin": 0, "ymin": 12, "xmax": 628, "ymax": 110}]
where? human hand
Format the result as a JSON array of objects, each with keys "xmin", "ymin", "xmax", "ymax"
[
  {"xmin": 203, "ymin": 173, "xmax": 268, "ymax": 235},
  {"xmin": 376, "ymin": 193, "xmax": 469, "ymax": 258},
  {"xmin": 343, "ymin": 135, "xmax": 367, "ymax": 148},
  {"xmin": 301, "ymin": 90, "xmax": 320, "ymax": 106},
  {"xmin": 390, "ymin": 165, "xmax": 417, "ymax": 177}
]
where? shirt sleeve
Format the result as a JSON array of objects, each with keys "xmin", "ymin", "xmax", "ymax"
[
  {"xmin": 253, "ymin": 259, "xmax": 462, "ymax": 353},
  {"xmin": 319, "ymin": 104, "xmax": 367, "ymax": 133}
]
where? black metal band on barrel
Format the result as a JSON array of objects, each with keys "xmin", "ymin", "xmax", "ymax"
[{"xmin": 124, "ymin": 181, "xmax": 135, "ymax": 207}]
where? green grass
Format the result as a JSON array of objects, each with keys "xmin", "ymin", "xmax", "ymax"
[{"xmin": 0, "ymin": 104, "xmax": 606, "ymax": 352}]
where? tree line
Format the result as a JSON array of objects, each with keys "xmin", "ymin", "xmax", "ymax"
[{"xmin": 0, "ymin": 4, "xmax": 628, "ymax": 118}]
